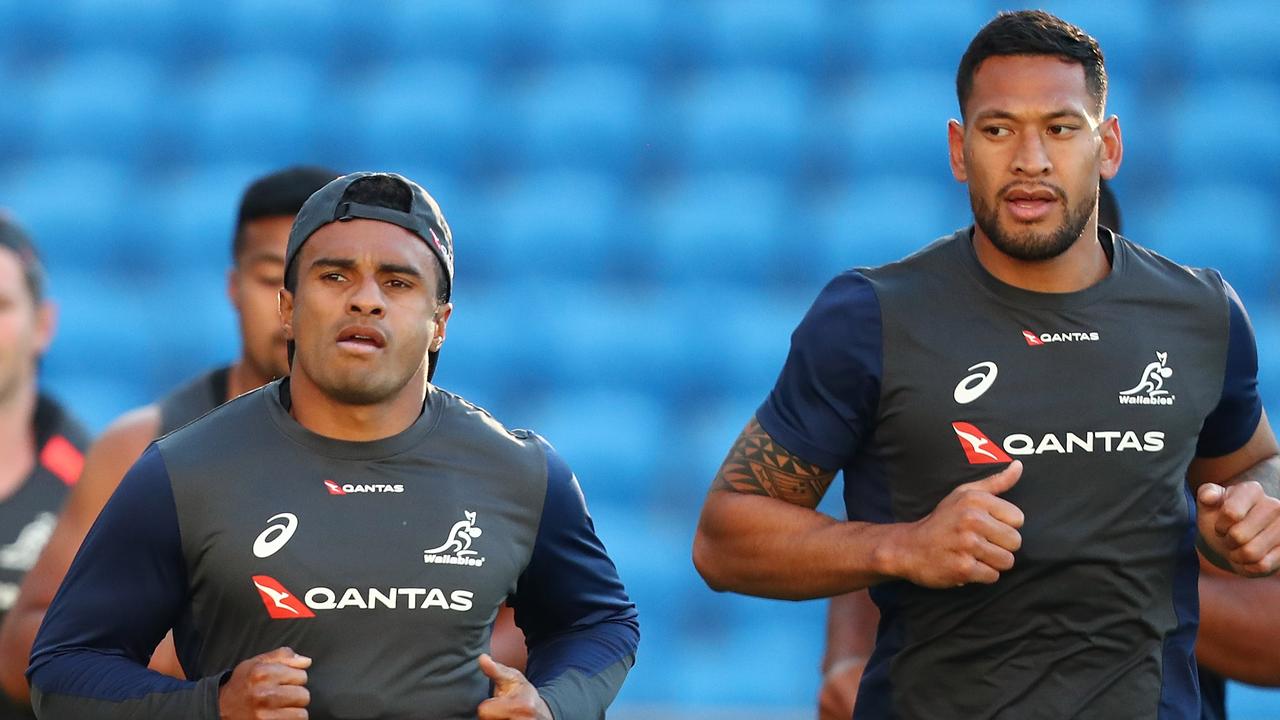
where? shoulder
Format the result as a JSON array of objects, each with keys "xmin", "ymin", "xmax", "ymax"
[
  {"xmin": 91, "ymin": 404, "xmax": 162, "ymax": 460},
  {"xmin": 1117, "ymin": 234, "xmax": 1233, "ymax": 305},
  {"xmin": 154, "ymin": 383, "xmax": 267, "ymax": 457},
  {"xmin": 156, "ymin": 366, "xmax": 231, "ymax": 436},
  {"xmin": 430, "ymin": 387, "xmax": 549, "ymax": 467},
  {"xmin": 857, "ymin": 229, "xmax": 967, "ymax": 288}
]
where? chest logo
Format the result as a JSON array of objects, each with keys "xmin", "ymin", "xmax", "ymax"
[
  {"xmin": 954, "ymin": 362, "xmax": 999, "ymax": 404},
  {"xmin": 1022, "ymin": 329, "xmax": 1100, "ymax": 346},
  {"xmin": 252, "ymin": 575, "xmax": 315, "ymax": 619},
  {"xmin": 1119, "ymin": 351, "xmax": 1176, "ymax": 406},
  {"xmin": 952, "ymin": 422, "xmax": 1014, "ymax": 464},
  {"xmin": 325, "ymin": 480, "xmax": 405, "ymax": 495},
  {"xmin": 253, "ymin": 513, "xmax": 299, "ymax": 559},
  {"xmin": 424, "ymin": 511, "xmax": 486, "ymax": 568}
]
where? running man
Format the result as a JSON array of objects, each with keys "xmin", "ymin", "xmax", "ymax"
[
  {"xmin": 28, "ymin": 172, "xmax": 637, "ymax": 719},
  {"xmin": 0, "ymin": 166, "xmax": 337, "ymax": 704},
  {"xmin": 0, "ymin": 216, "xmax": 90, "ymax": 720},
  {"xmin": 694, "ymin": 11, "xmax": 1280, "ymax": 718}
]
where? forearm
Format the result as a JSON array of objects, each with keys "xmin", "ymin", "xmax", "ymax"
[
  {"xmin": 0, "ymin": 605, "xmax": 42, "ymax": 702},
  {"xmin": 694, "ymin": 492, "xmax": 899, "ymax": 599},
  {"xmin": 1197, "ymin": 561, "xmax": 1280, "ymax": 686},
  {"xmin": 30, "ymin": 656, "xmax": 221, "ymax": 720},
  {"xmin": 527, "ymin": 620, "xmax": 638, "ymax": 720}
]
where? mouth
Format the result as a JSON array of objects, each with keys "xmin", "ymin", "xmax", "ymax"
[
  {"xmin": 335, "ymin": 326, "xmax": 387, "ymax": 354},
  {"xmin": 1002, "ymin": 185, "xmax": 1060, "ymax": 223}
]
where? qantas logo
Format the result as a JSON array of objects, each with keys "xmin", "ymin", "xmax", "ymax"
[
  {"xmin": 952, "ymin": 422, "xmax": 1013, "ymax": 463},
  {"xmin": 953, "ymin": 421, "xmax": 1165, "ymax": 462},
  {"xmin": 252, "ymin": 575, "xmax": 473, "ymax": 618},
  {"xmin": 252, "ymin": 575, "xmax": 315, "ymax": 619},
  {"xmin": 325, "ymin": 480, "xmax": 404, "ymax": 495},
  {"xmin": 1023, "ymin": 329, "xmax": 1100, "ymax": 346}
]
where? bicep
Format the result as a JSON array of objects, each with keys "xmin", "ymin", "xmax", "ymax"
[
  {"xmin": 1188, "ymin": 410, "xmax": 1279, "ymax": 489},
  {"xmin": 710, "ymin": 416, "xmax": 838, "ymax": 509}
]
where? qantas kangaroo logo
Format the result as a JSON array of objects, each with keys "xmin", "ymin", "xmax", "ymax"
[
  {"xmin": 951, "ymin": 422, "xmax": 1014, "ymax": 464},
  {"xmin": 252, "ymin": 575, "xmax": 315, "ymax": 619}
]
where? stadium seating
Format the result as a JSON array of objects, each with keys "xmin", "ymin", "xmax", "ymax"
[{"xmin": 3, "ymin": 1, "xmax": 1278, "ymax": 714}]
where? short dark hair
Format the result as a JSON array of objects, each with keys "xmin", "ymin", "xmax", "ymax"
[
  {"xmin": 284, "ymin": 175, "xmax": 450, "ymax": 305},
  {"xmin": 0, "ymin": 213, "xmax": 46, "ymax": 304},
  {"xmin": 956, "ymin": 10, "xmax": 1107, "ymax": 119},
  {"xmin": 233, "ymin": 166, "xmax": 339, "ymax": 263}
]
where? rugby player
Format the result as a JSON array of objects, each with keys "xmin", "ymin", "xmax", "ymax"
[
  {"xmin": 0, "ymin": 166, "xmax": 337, "ymax": 705},
  {"xmin": 28, "ymin": 172, "xmax": 637, "ymax": 719},
  {"xmin": 694, "ymin": 11, "xmax": 1280, "ymax": 718},
  {"xmin": 0, "ymin": 216, "xmax": 89, "ymax": 720},
  {"xmin": 815, "ymin": 181, "xmax": 1280, "ymax": 720}
]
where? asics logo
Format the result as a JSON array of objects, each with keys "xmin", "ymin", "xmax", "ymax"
[
  {"xmin": 953, "ymin": 362, "xmax": 998, "ymax": 404},
  {"xmin": 253, "ymin": 513, "xmax": 298, "ymax": 559}
]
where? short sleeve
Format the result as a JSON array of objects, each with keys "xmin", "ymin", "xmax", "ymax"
[
  {"xmin": 1197, "ymin": 279, "xmax": 1263, "ymax": 458},
  {"xmin": 756, "ymin": 271, "xmax": 883, "ymax": 470}
]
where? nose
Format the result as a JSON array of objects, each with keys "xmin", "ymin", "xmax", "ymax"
[
  {"xmin": 348, "ymin": 276, "xmax": 385, "ymax": 317},
  {"xmin": 1011, "ymin": 131, "xmax": 1052, "ymax": 177}
]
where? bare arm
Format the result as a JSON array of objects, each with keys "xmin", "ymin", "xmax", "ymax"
[
  {"xmin": 1187, "ymin": 411, "xmax": 1280, "ymax": 576},
  {"xmin": 818, "ymin": 590, "xmax": 880, "ymax": 720},
  {"xmin": 692, "ymin": 418, "xmax": 1025, "ymax": 599},
  {"xmin": 1197, "ymin": 554, "xmax": 1280, "ymax": 685},
  {"xmin": 0, "ymin": 406, "xmax": 184, "ymax": 702}
]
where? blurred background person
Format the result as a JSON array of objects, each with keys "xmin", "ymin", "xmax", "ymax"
[
  {"xmin": 0, "ymin": 215, "xmax": 89, "ymax": 720},
  {"xmin": 0, "ymin": 1, "xmax": 1275, "ymax": 717},
  {"xmin": 0, "ymin": 166, "xmax": 337, "ymax": 705}
]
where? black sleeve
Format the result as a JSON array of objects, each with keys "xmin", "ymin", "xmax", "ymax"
[{"xmin": 27, "ymin": 446, "xmax": 223, "ymax": 719}]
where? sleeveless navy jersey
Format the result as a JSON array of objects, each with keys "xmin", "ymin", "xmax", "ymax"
[
  {"xmin": 0, "ymin": 396, "xmax": 88, "ymax": 720},
  {"xmin": 759, "ymin": 228, "xmax": 1261, "ymax": 719},
  {"xmin": 29, "ymin": 380, "xmax": 637, "ymax": 720},
  {"xmin": 156, "ymin": 366, "xmax": 229, "ymax": 436}
]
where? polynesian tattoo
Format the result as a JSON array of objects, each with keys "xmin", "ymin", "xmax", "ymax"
[{"xmin": 712, "ymin": 417, "xmax": 836, "ymax": 508}]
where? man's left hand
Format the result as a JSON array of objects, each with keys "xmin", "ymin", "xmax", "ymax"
[
  {"xmin": 477, "ymin": 653, "xmax": 553, "ymax": 720},
  {"xmin": 1197, "ymin": 480, "xmax": 1280, "ymax": 576}
]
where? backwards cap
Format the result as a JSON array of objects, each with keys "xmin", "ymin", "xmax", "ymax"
[{"xmin": 285, "ymin": 172, "xmax": 455, "ymax": 380}]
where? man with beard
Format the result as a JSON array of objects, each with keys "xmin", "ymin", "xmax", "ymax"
[
  {"xmin": 0, "ymin": 216, "xmax": 90, "ymax": 720},
  {"xmin": 0, "ymin": 166, "xmax": 337, "ymax": 705},
  {"xmin": 27, "ymin": 172, "xmax": 638, "ymax": 719},
  {"xmin": 693, "ymin": 10, "xmax": 1280, "ymax": 719}
]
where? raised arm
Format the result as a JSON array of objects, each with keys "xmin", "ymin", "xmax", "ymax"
[{"xmin": 27, "ymin": 446, "xmax": 221, "ymax": 719}]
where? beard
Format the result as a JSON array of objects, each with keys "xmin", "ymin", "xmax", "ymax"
[{"xmin": 972, "ymin": 182, "xmax": 1097, "ymax": 261}]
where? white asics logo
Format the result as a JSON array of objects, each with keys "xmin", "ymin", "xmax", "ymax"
[
  {"xmin": 954, "ymin": 362, "xmax": 999, "ymax": 404},
  {"xmin": 253, "ymin": 513, "xmax": 299, "ymax": 559}
]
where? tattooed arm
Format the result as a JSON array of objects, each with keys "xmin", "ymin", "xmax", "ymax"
[{"xmin": 691, "ymin": 418, "xmax": 900, "ymax": 600}]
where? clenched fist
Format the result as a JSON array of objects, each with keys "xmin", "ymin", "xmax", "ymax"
[
  {"xmin": 1197, "ymin": 480, "xmax": 1280, "ymax": 576},
  {"xmin": 881, "ymin": 461, "xmax": 1025, "ymax": 588},
  {"xmin": 218, "ymin": 646, "xmax": 311, "ymax": 719}
]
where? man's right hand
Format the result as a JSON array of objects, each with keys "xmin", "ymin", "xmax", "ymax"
[
  {"xmin": 218, "ymin": 647, "xmax": 311, "ymax": 719},
  {"xmin": 881, "ymin": 461, "xmax": 1025, "ymax": 588}
]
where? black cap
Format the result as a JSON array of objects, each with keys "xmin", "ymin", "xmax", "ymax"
[
  {"xmin": 285, "ymin": 172, "xmax": 454, "ymax": 380},
  {"xmin": 0, "ymin": 211, "xmax": 46, "ymax": 303}
]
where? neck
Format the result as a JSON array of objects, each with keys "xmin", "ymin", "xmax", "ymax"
[
  {"xmin": 0, "ymin": 380, "xmax": 38, "ymax": 496},
  {"xmin": 225, "ymin": 359, "xmax": 273, "ymax": 401},
  {"xmin": 287, "ymin": 369, "xmax": 427, "ymax": 442},
  {"xmin": 972, "ymin": 219, "xmax": 1110, "ymax": 293}
]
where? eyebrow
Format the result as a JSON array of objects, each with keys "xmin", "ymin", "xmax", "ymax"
[
  {"xmin": 309, "ymin": 257, "xmax": 424, "ymax": 279},
  {"xmin": 244, "ymin": 251, "xmax": 285, "ymax": 265},
  {"xmin": 973, "ymin": 108, "xmax": 1089, "ymax": 123}
]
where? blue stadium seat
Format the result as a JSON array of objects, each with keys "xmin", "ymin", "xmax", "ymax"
[
  {"xmin": 497, "ymin": 65, "xmax": 649, "ymax": 174},
  {"xmin": 672, "ymin": 0, "xmax": 825, "ymax": 71},
  {"xmin": 668, "ymin": 69, "xmax": 812, "ymax": 176},
  {"xmin": 364, "ymin": 0, "xmax": 506, "ymax": 65},
  {"xmin": 0, "ymin": 160, "xmax": 132, "ymax": 274},
  {"xmin": 1034, "ymin": 0, "xmax": 1157, "ymax": 79},
  {"xmin": 642, "ymin": 172, "xmax": 794, "ymax": 284},
  {"xmin": 147, "ymin": 163, "xmax": 278, "ymax": 271},
  {"xmin": 821, "ymin": 70, "xmax": 957, "ymax": 178},
  {"xmin": 1183, "ymin": 1, "xmax": 1280, "ymax": 79},
  {"xmin": 30, "ymin": 52, "xmax": 159, "ymax": 164},
  {"xmin": 507, "ymin": 0, "xmax": 666, "ymax": 65},
  {"xmin": 62, "ymin": 0, "xmax": 181, "ymax": 58},
  {"xmin": 832, "ymin": 1, "xmax": 989, "ymax": 71},
  {"xmin": 803, "ymin": 175, "xmax": 967, "ymax": 278},
  {"xmin": 178, "ymin": 55, "xmax": 321, "ymax": 167},
  {"xmin": 329, "ymin": 61, "xmax": 487, "ymax": 175},
  {"xmin": 470, "ymin": 171, "xmax": 633, "ymax": 281},
  {"xmin": 1167, "ymin": 82, "xmax": 1280, "ymax": 184},
  {"xmin": 1131, "ymin": 183, "xmax": 1278, "ymax": 301},
  {"xmin": 218, "ymin": 0, "xmax": 340, "ymax": 58}
]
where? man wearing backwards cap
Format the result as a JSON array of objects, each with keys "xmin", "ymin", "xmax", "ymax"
[
  {"xmin": 0, "ymin": 215, "xmax": 89, "ymax": 720},
  {"xmin": 27, "ymin": 172, "xmax": 639, "ymax": 720}
]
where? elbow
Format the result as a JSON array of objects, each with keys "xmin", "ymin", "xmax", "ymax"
[{"xmin": 691, "ymin": 531, "xmax": 732, "ymax": 592}]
